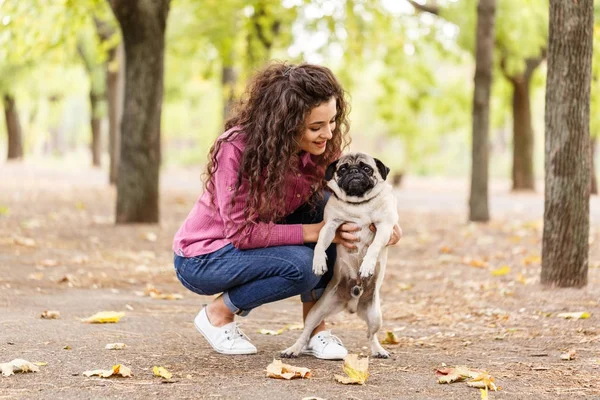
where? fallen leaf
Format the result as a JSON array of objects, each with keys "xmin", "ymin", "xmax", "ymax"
[
  {"xmin": 153, "ymin": 366, "xmax": 173, "ymax": 379},
  {"xmin": 266, "ymin": 359, "xmax": 311, "ymax": 380},
  {"xmin": 40, "ymin": 259, "xmax": 58, "ymax": 267},
  {"xmin": 258, "ymin": 328, "xmax": 285, "ymax": 335},
  {"xmin": 464, "ymin": 258, "xmax": 487, "ymax": 268},
  {"xmin": 1, "ymin": 359, "xmax": 40, "ymax": 377},
  {"xmin": 380, "ymin": 331, "xmax": 400, "ymax": 345},
  {"xmin": 82, "ymin": 311, "xmax": 125, "ymax": 324},
  {"xmin": 144, "ymin": 232, "xmax": 157, "ymax": 242},
  {"xmin": 480, "ymin": 388, "xmax": 489, "ymax": 400},
  {"xmin": 33, "ymin": 362, "xmax": 47, "ymax": 366},
  {"xmin": 560, "ymin": 350, "xmax": 576, "ymax": 360},
  {"xmin": 27, "ymin": 272, "xmax": 44, "ymax": 280},
  {"xmin": 285, "ymin": 323, "xmax": 304, "ymax": 331},
  {"xmin": 334, "ymin": 354, "xmax": 369, "ymax": 385},
  {"xmin": 523, "ymin": 255, "xmax": 541, "ymax": 266},
  {"xmin": 440, "ymin": 246, "xmax": 452, "ymax": 254},
  {"xmin": 75, "ymin": 201, "xmax": 86, "ymax": 210},
  {"xmin": 0, "ymin": 206, "xmax": 9, "ymax": 216},
  {"xmin": 41, "ymin": 310, "xmax": 61, "ymax": 319},
  {"xmin": 57, "ymin": 274, "xmax": 78, "ymax": 286},
  {"xmin": 83, "ymin": 364, "xmax": 132, "ymax": 378},
  {"xmin": 516, "ymin": 273, "xmax": 527, "ymax": 284},
  {"xmin": 63, "ymin": 345, "xmax": 72, "ymax": 350},
  {"xmin": 467, "ymin": 372, "xmax": 498, "ymax": 391},
  {"xmin": 105, "ymin": 343, "xmax": 127, "ymax": 350},
  {"xmin": 13, "ymin": 236, "xmax": 36, "ymax": 247},
  {"xmin": 397, "ymin": 283, "xmax": 413, "ymax": 291},
  {"xmin": 557, "ymin": 312, "xmax": 591, "ymax": 320},
  {"xmin": 144, "ymin": 285, "xmax": 183, "ymax": 300},
  {"xmin": 437, "ymin": 366, "xmax": 482, "ymax": 384},
  {"xmin": 491, "ymin": 265, "xmax": 511, "ymax": 277}
]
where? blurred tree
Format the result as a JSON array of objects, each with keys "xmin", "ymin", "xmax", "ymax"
[
  {"xmin": 469, "ymin": 0, "xmax": 496, "ymax": 222},
  {"xmin": 590, "ymin": 16, "xmax": 600, "ymax": 195},
  {"xmin": 408, "ymin": 0, "xmax": 548, "ymax": 191},
  {"xmin": 2, "ymin": 92, "xmax": 23, "ymax": 160},
  {"xmin": 542, "ymin": 0, "xmax": 593, "ymax": 287},
  {"xmin": 109, "ymin": 0, "xmax": 171, "ymax": 224}
]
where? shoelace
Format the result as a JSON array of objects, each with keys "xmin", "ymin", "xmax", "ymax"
[
  {"xmin": 319, "ymin": 331, "xmax": 343, "ymax": 347},
  {"xmin": 223, "ymin": 323, "xmax": 250, "ymax": 342}
]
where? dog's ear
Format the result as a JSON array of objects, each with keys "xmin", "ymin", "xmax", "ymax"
[
  {"xmin": 325, "ymin": 160, "xmax": 339, "ymax": 181},
  {"xmin": 374, "ymin": 158, "xmax": 390, "ymax": 181}
]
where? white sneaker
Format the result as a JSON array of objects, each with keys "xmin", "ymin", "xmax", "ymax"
[
  {"xmin": 301, "ymin": 330, "xmax": 348, "ymax": 360},
  {"xmin": 193, "ymin": 307, "xmax": 257, "ymax": 355}
]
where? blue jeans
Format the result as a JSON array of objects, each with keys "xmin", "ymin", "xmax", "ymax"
[{"xmin": 173, "ymin": 195, "xmax": 335, "ymax": 316}]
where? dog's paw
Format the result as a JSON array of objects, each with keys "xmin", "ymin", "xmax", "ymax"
[
  {"xmin": 359, "ymin": 258, "xmax": 377, "ymax": 278},
  {"xmin": 280, "ymin": 345, "xmax": 302, "ymax": 358},
  {"xmin": 312, "ymin": 252, "xmax": 328, "ymax": 276},
  {"xmin": 373, "ymin": 350, "xmax": 391, "ymax": 359}
]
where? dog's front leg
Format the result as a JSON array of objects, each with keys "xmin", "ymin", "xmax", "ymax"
[
  {"xmin": 359, "ymin": 222, "xmax": 394, "ymax": 278},
  {"xmin": 313, "ymin": 219, "xmax": 342, "ymax": 276},
  {"xmin": 281, "ymin": 287, "xmax": 340, "ymax": 358}
]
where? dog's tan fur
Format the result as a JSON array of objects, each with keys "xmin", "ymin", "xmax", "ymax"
[{"xmin": 281, "ymin": 152, "xmax": 398, "ymax": 358}]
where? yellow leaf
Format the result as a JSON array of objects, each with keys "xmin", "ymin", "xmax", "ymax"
[
  {"xmin": 380, "ymin": 331, "xmax": 400, "ymax": 345},
  {"xmin": 153, "ymin": 366, "xmax": 173, "ymax": 379},
  {"xmin": 40, "ymin": 310, "xmax": 60, "ymax": 319},
  {"xmin": 105, "ymin": 343, "xmax": 127, "ymax": 350},
  {"xmin": 491, "ymin": 265, "xmax": 511, "ymax": 277},
  {"xmin": 556, "ymin": 312, "xmax": 591, "ymax": 320},
  {"xmin": 112, "ymin": 364, "xmax": 132, "ymax": 377},
  {"xmin": 82, "ymin": 311, "xmax": 125, "ymax": 324},
  {"xmin": 75, "ymin": 201, "xmax": 86, "ymax": 210},
  {"xmin": 1, "ymin": 359, "xmax": 40, "ymax": 376},
  {"xmin": 63, "ymin": 345, "xmax": 72, "ymax": 350},
  {"xmin": 480, "ymin": 388, "xmax": 488, "ymax": 400},
  {"xmin": 258, "ymin": 328, "xmax": 285, "ymax": 335},
  {"xmin": 440, "ymin": 246, "xmax": 452, "ymax": 254},
  {"xmin": 266, "ymin": 359, "xmax": 311, "ymax": 380},
  {"xmin": 33, "ymin": 362, "xmax": 47, "ymax": 366},
  {"xmin": 0, "ymin": 206, "xmax": 9, "ymax": 216},
  {"xmin": 516, "ymin": 273, "xmax": 527, "ymax": 284},
  {"xmin": 334, "ymin": 354, "xmax": 369, "ymax": 385},
  {"xmin": 560, "ymin": 350, "xmax": 576, "ymax": 360},
  {"xmin": 437, "ymin": 366, "xmax": 482, "ymax": 384},
  {"xmin": 397, "ymin": 283, "xmax": 413, "ymax": 291},
  {"xmin": 467, "ymin": 372, "xmax": 498, "ymax": 391},
  {"xmin": 523, "ymin": 255, "xmax": 541, "ymax": 266}
]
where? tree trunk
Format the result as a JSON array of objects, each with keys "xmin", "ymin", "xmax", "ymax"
[
  {"xmin": 542, "ymin": 0, "xmax": 593, "ymax": 288},
  {"xmin": 468, "ymin": 0, "xmax": 496, "ymax": 222},
  {"xmin": 592, "ymin": 136, "xmax": 598, "ymax": 195},
  {"xmin": 109, "ymin": 0, "xmax": 170, "ymax": 224},
  {"xmin": 90, "ymin": 92, "xmax": 102, "ymax": 167},
  {"xmin": 222, "ymin": 64, "xmax": 237, "ymax": 121},
  {"xmin": 511, "ymin": 78, "xmax": 535, "ymax": 190},
  {"xmin": 107, "ymin": 43, "xmax": 125, "ymax": 185},
  {"xmin": 3, "ymin": 94, "xmax": 23, "ymax": 160}
]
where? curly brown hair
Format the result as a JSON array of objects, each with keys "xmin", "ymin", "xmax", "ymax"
[{"xmin": 203, "ymin": 61, "xmax": 350, "ymax": 229}]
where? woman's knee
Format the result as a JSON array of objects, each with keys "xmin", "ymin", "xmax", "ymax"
[{"xmin": 286, "ymin": 249, "xmax": 321, "ymax": 292}]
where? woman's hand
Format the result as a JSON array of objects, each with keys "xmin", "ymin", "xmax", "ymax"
[
  {"xmin": 369, "ymin": 223, "xmax": 402, "ymax": 246},
  {"xmin": 332, "ymin": 223, "xmax": 361, "ymax": 249}
]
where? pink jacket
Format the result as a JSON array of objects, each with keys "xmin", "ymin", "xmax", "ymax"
[{"xmin": 173, "ymin": 128, "xmax": 320, "ymax": 257}]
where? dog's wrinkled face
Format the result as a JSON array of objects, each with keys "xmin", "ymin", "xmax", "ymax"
[{"xmin": 325, "ymin": 153, "xmax": 390, "ymax": 200}]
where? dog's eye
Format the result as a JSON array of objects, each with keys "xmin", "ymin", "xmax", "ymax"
[
  {"xmin": 362, "ymin": 166, "xmax": 372, "ymax": 174},
  {"xmin": 338, "ymin": 166, "xmax": 347, "ymax": 173}
]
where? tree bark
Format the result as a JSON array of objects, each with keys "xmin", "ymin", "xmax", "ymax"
[
  {"xmin": 109, "ymin": 0, "xmax": 170, "ymax": 223},
  {"xmin": 542, "ymin": 0, "xmax": 593, "ymax": 288},
  {"xmin": 592, "ymin": 136, "xmax": 598, "ymax": 195},
  {"xmin": 500, "ymin": 54, "xmax": 545, "ymax": 191},
  {"xmin": 469, "ymin": 0, "xmax": 496, "ymax": 222},
  {"xmin": 222, "ymin": 64, "xmax": 237, "ymax": 121},
  {"xmin": 3, "ymin": 94, "xmax": 23, "ymax": 160},
  {"xmin": 90, "ymin": 92, "xmax": 102, "ymax": 167},
  {"xmin": 107, "ymin": 43, "xmax": 125, "ymax": 185}
]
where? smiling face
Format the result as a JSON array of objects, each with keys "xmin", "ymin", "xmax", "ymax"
[{"xmin": 297, "ymin": 97, "xmax": 337, "ymax": 156}]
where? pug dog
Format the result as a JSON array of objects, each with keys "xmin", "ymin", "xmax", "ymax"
[{"xmin": 281, "ymin": 152, "xmax": 398, "ymax": 359}]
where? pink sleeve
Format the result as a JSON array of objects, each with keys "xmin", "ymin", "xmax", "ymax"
[{"xmin": 214, "ymin": 142, "xmax": 304, "ymax": 249}]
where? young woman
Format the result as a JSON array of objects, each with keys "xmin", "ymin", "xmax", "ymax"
[{"xmin": 173, "ymin": 62, "xmax": 401, "ymax": 359}]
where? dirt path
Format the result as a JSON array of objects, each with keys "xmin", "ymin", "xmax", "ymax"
[{"xmin": 1, "ymin": 162, "xmax": 599, "ymax": 400}]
